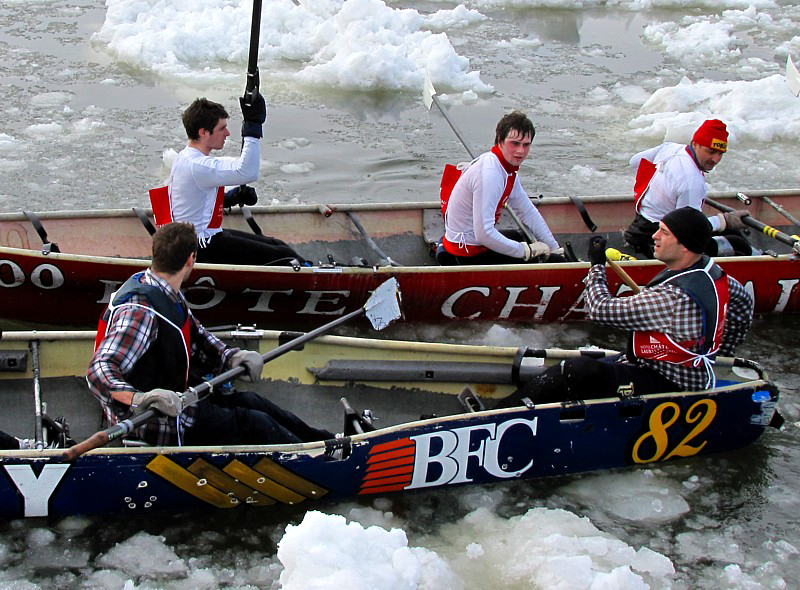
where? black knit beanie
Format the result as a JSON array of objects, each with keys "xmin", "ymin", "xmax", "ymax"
[{"xmin": 661, "ymin": 207, "xmax": 711, "ymax": 254}]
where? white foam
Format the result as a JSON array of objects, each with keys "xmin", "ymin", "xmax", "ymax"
[
  {"xmin": 440, "ymin": 506, "xmax": 675, "ymax": 588},
  {"xmin": 643, "ymin": 20, "xmax": 739, "ymax": 64},
  {"xmin": 280, "ymin": 162, "xmax": 316, "ymax": 174},
  {"xmin": 561, "ymin": 470, "xmax": 691, "ymax": 522},
  {"xmin": 277, "ymin": 510, "xmax": 461, "ymax": 589},
  {"xmin": 95, "ymin": 531, "xmax": 189, "ymax": 579},
  {"xmin": 0, "ymin": 133, "xmax": 19, "ymax": 152},
  {"xmin": 629, "ymin": 75, "xmax": 800, "ymax": 143},
  {"xmin": 95, "ymin": 0, "xmax": 492, "ymax": 93}
]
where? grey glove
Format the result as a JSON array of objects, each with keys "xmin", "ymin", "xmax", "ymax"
[
  {"xmin": 717, "ymin": 210, "xmax": 749, "ymax": 232},
  {"xmin": 230, "ymin": 350, "xmax": 264, "ymax": 382},
  {"xmin": 240, "ymin": 92, "xmax": 267, "ymax": 139},
  {"xmin": 522, "ymin": 241, "xmax": 551, "ymax": 262},
  {"xmin": 131, "ymin": 389, "xmax": 183, "ymax": 417}
]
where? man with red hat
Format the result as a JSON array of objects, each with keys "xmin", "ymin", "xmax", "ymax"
[
  {"xmin": 624, "ymin": 119, "xmax": 751, "ymax": 258},
  {"xmin": 496, "ymin": 207, "xmax": 753, "ymax": 407}
]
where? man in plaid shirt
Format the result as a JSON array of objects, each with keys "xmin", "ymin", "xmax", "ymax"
[
  {"xmin": 87, "ymin": 222, "xmax": 333, "ymax": 446},
  {"xmin": 498, "ymin": 207, "xmax": 753, "ymax": 406}
]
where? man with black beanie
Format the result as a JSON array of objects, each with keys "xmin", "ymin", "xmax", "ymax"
[{"xmin": 496, "ymin": 207, "xmax": 753, "ymax": 407}]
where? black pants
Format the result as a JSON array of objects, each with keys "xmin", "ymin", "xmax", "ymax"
[
  {"xmin": 436, "ymin": 229, "xmax": 567, "ymax": 265},
  {"xmin": 624, "ymin": 214, "xmax": 658, "ymax": 258},
  {"xmin": 625, "ymin": 214, "xmax": 753, "ymax": 259},
  {"xmin": 196, "ymin": 229, "xmax": 306, "ymax": 266},
  {"xmin": 496, "ymin": 355, "xmax": 679, "ymax": 408},
  {"xmin": 184, "ymin": 390, "xmax": 334, "ymax": 446},
  {"xmin": 0, "ymin": 430, "xmax": 19, "ymax": 450}
]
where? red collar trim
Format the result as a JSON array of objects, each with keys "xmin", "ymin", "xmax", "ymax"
[
  {"xmin": 491, "ymin": 145, "xmax": 519, "ymax": 173},
  {"xmin": 685, "ymin": 145, "xmax": 704, "ymax": 174}
]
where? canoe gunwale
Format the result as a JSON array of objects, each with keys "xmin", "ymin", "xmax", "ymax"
[
  {"xmin": 0, "ymin": 375, "xmax": 775, "ymax": 461},
  {"xmin": 1, "ymin": 188, "xmax": 798, "ymax": 222}
]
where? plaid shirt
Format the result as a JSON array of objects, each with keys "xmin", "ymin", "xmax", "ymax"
[
  {"xmin": 87, "ymin": 270, "xmax": 235, "ymax": 445},
  {"xmin": 585, "ymin": 263, "xmax": 753, "ymax": 390}
]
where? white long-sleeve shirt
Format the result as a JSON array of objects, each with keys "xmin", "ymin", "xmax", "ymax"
[
  {"xmin": 630, "ymin": 142, "xmax": 722, "ymax": 231},
  {"xmin": 169, "ymin": 137, "xmax": 260, "ymax": 244},
  {"xmin": 444, "ymin": 151, "xmax": 559, "ymax": 258}
]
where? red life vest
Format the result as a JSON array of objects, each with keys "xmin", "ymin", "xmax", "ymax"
[
  {"xmin": 441, "ymin": 146, "xmax": 518, "ymax": 257},
  {"xmin": 148, "ymin": 185, "xmax": 225, "ymax": 229},
  {"xmin": 629, "ymin": 257, "xmax": 730, "ymax": 388},
  {"xmin": 633, "ymin": 158, "xmax": 656, "ymax": 213}
]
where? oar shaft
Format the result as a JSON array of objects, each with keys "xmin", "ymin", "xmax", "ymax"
[
  {"xmin": 430, "ymin": 94, "xmax": 476, "ymax": 159},
  {"xmin": 247, "ymin": 0, "xmax": 262, "ymax": 78},
  {"xmin": 705, "ymin": 198, "xmax": 800, "ymax": 253},
  {"xmin": 760, "ymin": 195, "xmax": 800, "ymax": 229},
  {"xmin": 606, "ymin": 258, "xmax": 641, "ymax": 294},
  {"xmin": 346, "ymin": 212, "xmax": 400, "ymax": 266}
]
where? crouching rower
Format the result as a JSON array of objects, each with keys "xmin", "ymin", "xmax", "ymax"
[
  {"xmin": 436, "ymin": 111, "xmax": 565, "ymax": 265},
  {"xmin": 497, "ymin": 207, "xmax": 754, "ymax": 407}
]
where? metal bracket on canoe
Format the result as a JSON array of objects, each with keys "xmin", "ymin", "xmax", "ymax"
[
  {"xmin": 341, "ymin": 397, "xmax": 376, "ymax": 436},
  {"xmin": 23, "ymin": 211, "xmax": 60, "ymax": 254},
  {"xmin": 0, "ymin": 350, "xmax": 28, "ymax": 372},
  {"xmin": 458, "ymin": 387, "xmax": 486, "ymax": 412}
]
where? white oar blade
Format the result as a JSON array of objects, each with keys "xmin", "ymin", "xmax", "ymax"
[
  {"xmin": 423, "ymin": 74, "xmax": 436, "ymax": 110},
  {"xmin": 787, "ymin": 55, "xmax": 800, "ymax": 97},
  {"xmin": 364, "ymin": 278, "xmax": 403, "ymax": 330}
]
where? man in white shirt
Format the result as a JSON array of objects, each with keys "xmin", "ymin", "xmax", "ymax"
[
  {"xmin": 168, "ymin": 95, "xmax": 306, "ymax": 266},
  {"xmin": 624, "ymin": 119, "xmax": 751, "ymax": 258},
  {"xmin": 437, "ymin": 111, "xmax": 564, "ymax": 265}
]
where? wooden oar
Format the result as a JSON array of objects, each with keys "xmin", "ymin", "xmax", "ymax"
[
  {"xmin": 705, "ymin": 197, "xmax": 800, "ymax": 254},
  {"xmin": 61, "ymin": 278, "xmax": 403, "ymax": 461},
  {"xmin": 605, "ymin": 253, "xmax": 641, "ymax": 294},
  {"xmin": 423, "ymin": 75, "xmax": 536, "ymax": 244}
]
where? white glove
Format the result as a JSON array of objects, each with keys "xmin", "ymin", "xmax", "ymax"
[
  {"xmin": 717, "ymin": 210, "xmax": 749, "ymax": 232},
  {"xmin": 131, "ymin": 389, "xmax": 183, "ymax": 417},
  {"xmin": 521, "ymin": 241, "xmax": 551, "ymax": 262},
  {"xmin": 230, "ymin": 350, "xmax": 264, "ymax": 382}
]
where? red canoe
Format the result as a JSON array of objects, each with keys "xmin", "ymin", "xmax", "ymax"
[{"xmin": 0, "ymin": 190, "xmax": 798, "ymax": 329}]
